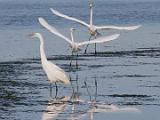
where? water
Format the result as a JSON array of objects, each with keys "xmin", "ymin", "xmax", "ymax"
[{"xmin": 0, "ymin": 0, "xmax": 160, "ymax": 120}]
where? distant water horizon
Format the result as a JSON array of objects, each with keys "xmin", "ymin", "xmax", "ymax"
[{"xmin": 0, "ymin": 0, "xmax": 160, "ymax": 29}]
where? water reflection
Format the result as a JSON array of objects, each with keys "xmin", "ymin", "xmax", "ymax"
[
  {"xmin": 1, "ymin": 55, "xmax": 158, "ymax": 120},
  {"xmin": 84, "ymin": 75, "xmax": 98, "ymax": 101},
  {"xmin": 42, "ymin": 96, "xmax": 69, "ymax": 120},
  {"xmin": 42, "ymin": 74, "xmax": 140, "ymax": 120},
  {"xmin": 87, "ymin": 102, "xmax": 140, "ymax": 120}
]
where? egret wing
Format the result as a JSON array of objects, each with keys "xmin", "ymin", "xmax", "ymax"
[
  {"xmin": 38, "ymin": 17, "xmax": 72, "ymax": 44},
  {"xmin": 50, "ymin": 8, "xmax": 90, "ymax": 28},
  {"xmin": 78, "ymin": 34, "xmax": 120, "ymax": 46},
  {"xmin": 95, "ymin": 25, "xmax": 141, "ymax": 30}
]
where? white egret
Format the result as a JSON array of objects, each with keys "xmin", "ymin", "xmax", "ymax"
[
  {"xmin": 50, "ymin": 3, "xmax": 141, "ymax": 54},
  {"xmin": 29, "ymin": 32, "xmax": 70, "ymax": 96},
  {"xmin": 38, "ymin": 17, "xmax": 120, "ymax": 65}
]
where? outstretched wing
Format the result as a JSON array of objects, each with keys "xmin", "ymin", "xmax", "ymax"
[
  {"xmin": 38, "ymin": 17, "xmax": 72, "ymax": 44},
  {"xmin": 78, "ymin": 34, "xmax": 120, "ymax": 46},
  {"xmin": 95, "ymin": 25, "xmax": 141, "ymax": 30},
  {"xmin": 50, "ymin": 8, "xmax": 90, "ymax": 28}
]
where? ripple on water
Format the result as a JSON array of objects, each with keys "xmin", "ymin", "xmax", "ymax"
[{"xmin": 0, "ymin": 45, "xmax": 160, "ymax": 120}]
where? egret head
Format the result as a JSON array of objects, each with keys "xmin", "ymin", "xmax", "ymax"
[
  {"xmin": 29, "ymin": 32, "xmax": 41, "ymax": 38},
  {"xmin": 89, "ymin": 3, "xmax": 93, "ymax": 8},
  {"xmin": 70, "ymin": 28, "xmax": 76, "ymax": 33}
]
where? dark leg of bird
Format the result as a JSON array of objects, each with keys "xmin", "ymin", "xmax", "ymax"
[
  {"xmin": 84, "ymin": 35, "xmax": 92, "ymax": 54},
  {"xmin": 94, "ymin": 36, "xmax": 97, "ymax": 55},
  {"xmin": 94, "ymin": 79, "xmax": 98, "ymax": 101},
  {"xmin": 55, "ymin": 82, "xmax": 58, "ymax": 98},
  {"xmin": 71, "ymin": 84, "xmax": 75, "ymax": 97},
  {"xmin": 95, "ymin": 43, "xmax": 97, "ymax": 55},
  {"xmin": 70, "ymin": 51, "xmax": 73, "ymax": 67},
  {"xmin": 49, "ymin": 83, "xmax": 53, "ymax": 98},
  {"xmin": 70, "ymin": 77, "xmax": 75, "ymax": 96},
  {"xmin": 76, "ymin": 75, "xmax": 79, "ymax": 93},
  {"xmin": 84, "ymin": 81, "xmax": 91, "ymax": 101},
  {"xmin": 76, "ymin": 53, "xmax": 78, "ymax": 68}
]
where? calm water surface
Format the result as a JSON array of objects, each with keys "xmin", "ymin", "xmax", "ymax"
[{"xmin": 0, "ymin": 0, "xmax": 160, "ymax": 120}]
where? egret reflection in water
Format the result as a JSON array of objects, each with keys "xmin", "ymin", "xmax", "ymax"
[
  {"xmin": 42, "ymin": 96, "xmax": 69, "ymax": 120},
  {"xmin": 42, "ymin": 74, "xmax": 140, "ymax": 120}
]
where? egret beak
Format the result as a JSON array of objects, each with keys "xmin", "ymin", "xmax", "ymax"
[
  {"xmin": 70, "ymin": 28, "xmax": 76, "ymax": 32},
  {"xmin": 72, "ymin": 28, "xmax": 76, "ymax": 31},
  {"xmin": 28, "ymin": 32, "xmax": 35, "ymax": 38}
]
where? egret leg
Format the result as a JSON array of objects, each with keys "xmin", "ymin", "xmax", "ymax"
[
  {"xmin": 55, "ymin": 82, "xmax": 58, "ymax": 98},
  {"xmin": 71, "ymin": 85, "xmax": 75, "ymax": 98},
  {"xmin": 70, "ymin": 51, "xmax": 73, "ymax": 67},
  {"xmin": 84, "ymin": 35, "xmax": 92, "ymax": 54},
  {"xmin": 70, "ymin": 76, "xmax": 75, "ymax": 95},
  {"xmin": 49, "ymin": 83, "xmax": 53, "ymax": 98},
  {"xmin": 84, "ymin": 81, "xmax": 91, "ymax": 101},
  {"xmin": 94, "ymin": 36, "xmax": 97, "ymax": 55},
  {"xmin": 76, "ymin": 75, "xmax": 79, "ymax": 92},
  {"xmin": 95, "ymin": 43, "xmax": 97, "ymax": 55},
  {"xmin": 76, "ymin": 53, "xmax": 78, "ymax": 68},
  {"xmin": 94, "ymin": 79, "xmax": 98, "ymax": 101}
]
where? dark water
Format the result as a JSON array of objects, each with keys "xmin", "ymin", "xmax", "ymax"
[{"xmin": 0, "ymin": 0, "xmax": 160, "ymax": 120}]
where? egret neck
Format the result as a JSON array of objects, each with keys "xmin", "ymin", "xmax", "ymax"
[
  {"xmin": 89, "ymin": 3, "xmax": 93, "ymax": 26},
  {"xmin": 70, "ymin": 29, "xmax": 74, "ymax": 43},
  {"xmin": 39, "ymin": 34, "xmax": 47, "ymax": 63}
]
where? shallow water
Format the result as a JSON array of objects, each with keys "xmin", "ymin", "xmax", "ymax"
[{"xmin": 0, "ymin": 0, "xmax": 160, "ymax": 120}]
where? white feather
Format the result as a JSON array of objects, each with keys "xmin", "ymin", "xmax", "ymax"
[
  {"xmin": 38, "ymin": 18, "xmax": 120, "ymax": 53},
  {"xmin": 95, "ymin": 25, "xmax": 141, "ymax": 30},
  {"xmin": 50, "ymin": 8, "xmax": 90, "ymax": 28},
  {"xmin": 38, "ymin": 17, "xmax": 72, "ymax": 45},
  {"xmin": 78, "ymin": 34, "xmax": 120, "ymax": 46},
  {"xmin": 49, "ymin": 4, "xmax": 141, "ymax": 38}
]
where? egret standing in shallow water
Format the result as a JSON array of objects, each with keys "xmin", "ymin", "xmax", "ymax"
[
  {"xmin": 38, "ymin": 17, "xmax": 120, "ymax": 66},
  {"xmin": 29, "ymin": 32, "xmax": 70, "ymax": 97},
  {"xmin": 50, "ymin": 3, "xmax": 141, "ymax": 54}
]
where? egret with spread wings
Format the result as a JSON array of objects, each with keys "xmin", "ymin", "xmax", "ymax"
[
  {"xmin": 50, "ymin": 2, "xmax": 141, "ymax": 54},
  {"xmin": 38, "ymin": 17, "xmax": 120, "ymax": 65}
]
